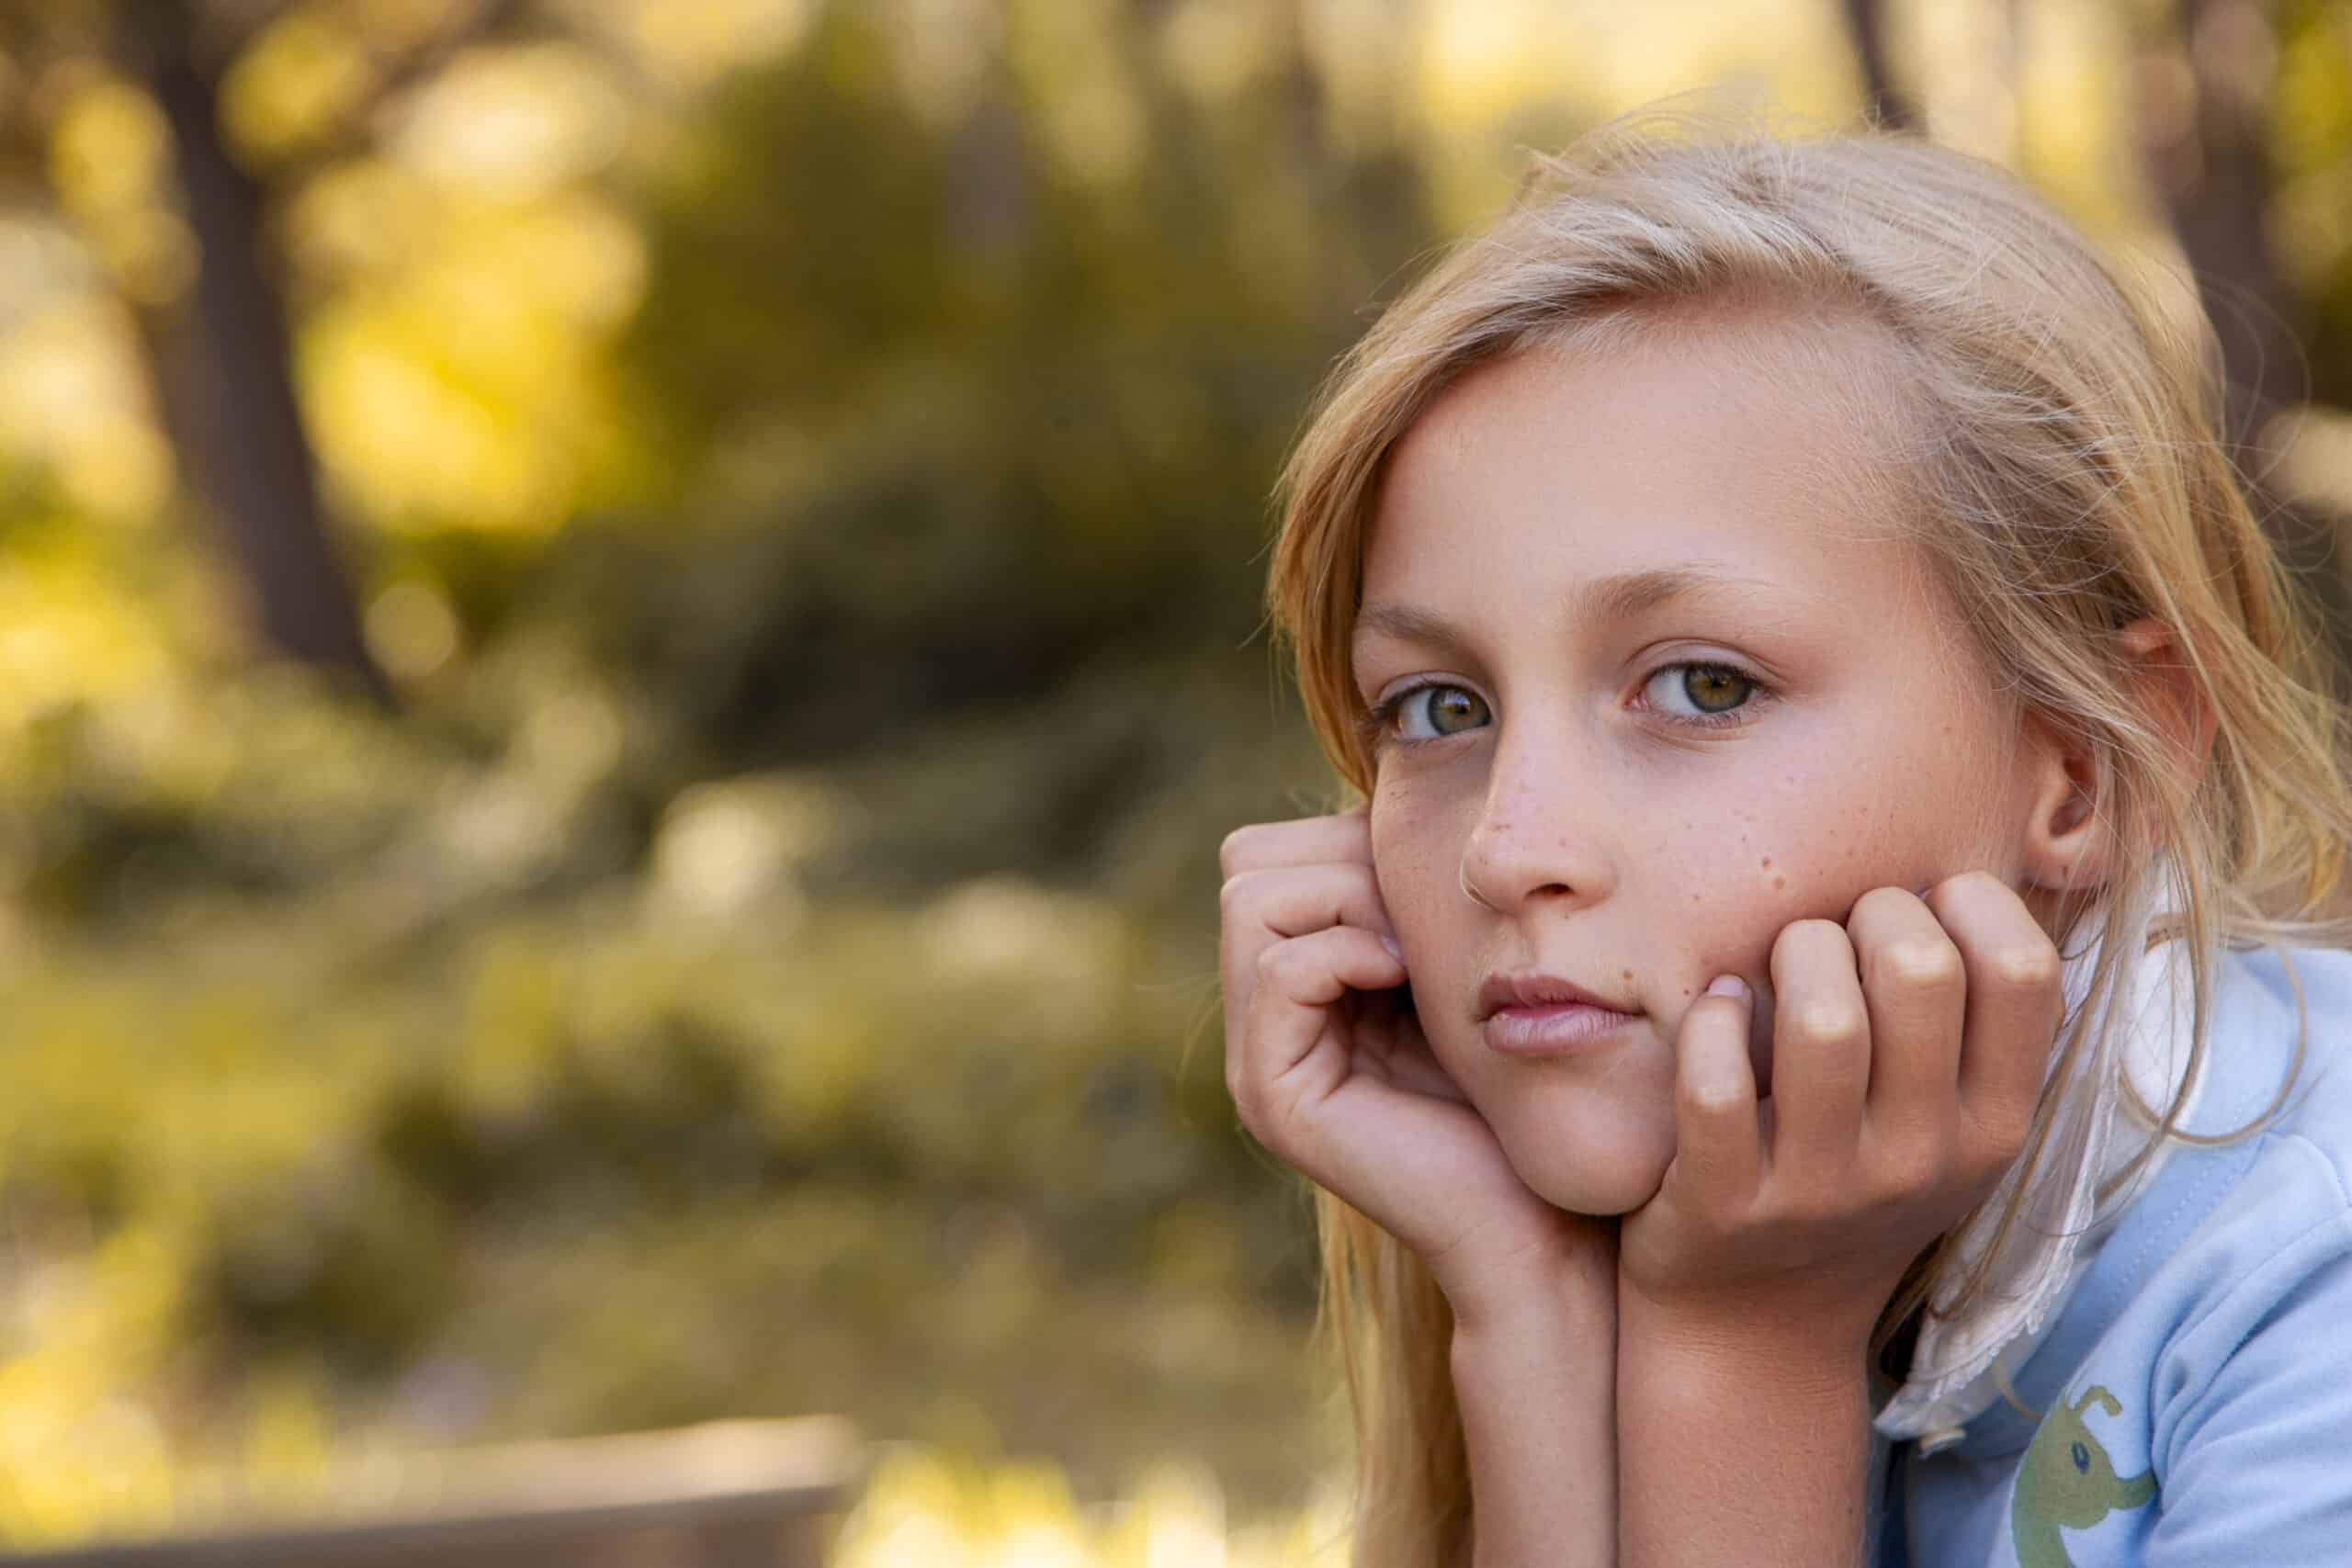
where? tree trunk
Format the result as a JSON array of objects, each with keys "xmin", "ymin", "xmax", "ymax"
[
  {"xmin": 1841, "ymin": 0, "xmax": 1920, "ymax": 132},
  {"xmin": 121, "ymin": 0, "xmax": 393, "ymax": 705}
]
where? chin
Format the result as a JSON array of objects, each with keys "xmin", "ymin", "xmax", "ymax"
[{"xmin": 1501, "ymin": 1120, "xmax": 1677, "ymax": 1217}]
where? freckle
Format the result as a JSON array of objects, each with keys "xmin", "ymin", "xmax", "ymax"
[
  {"xmin": 1760, "ymin": 856, "xmax": 1772, "ymax": 868},
  {"xmin": 1773, "ymin": 874, "xmax": 1787, "ymax": 890},
  {"xmin": 1621, "ymin": 968, "xmax": 1633, "ymax": 980}
]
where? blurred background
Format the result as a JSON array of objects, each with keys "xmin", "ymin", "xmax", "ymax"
[{"xmin": 0, "ymin": 0, "xmax": 2349, "ymax": 1561}]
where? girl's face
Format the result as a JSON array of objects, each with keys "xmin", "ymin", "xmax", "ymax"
[{"xmin": 1355, "ymin": 325, "xmax": 2064, "ymax": 1215}]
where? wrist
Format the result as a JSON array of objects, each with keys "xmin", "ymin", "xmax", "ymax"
[
  {"xmin": 1440, "ymin": 1235, "xmax": 1618, "ymax": 1342},
  {"xmin": 1616, "ymin": 1287, "xmax": 1871, "ymax": 1568},
  {"xmin": 1618, "ymin": 1284, "xmax": 1871, "ymax": 1435},
  {"xmin": 1450, "ymin": 1279, "xmax": 1616, "ymax": 1371},
  {"xmin": 1617, "ymin": 1278, "xmax": 1871, "ymax": 1392}
]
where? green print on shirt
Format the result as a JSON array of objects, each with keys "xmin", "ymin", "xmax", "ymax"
[{"xmin": 2009, "ymin": 1385, "xmax": 2157, "ymax": 1567}]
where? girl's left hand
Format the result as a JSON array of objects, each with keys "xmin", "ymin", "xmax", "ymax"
[{"xmin": 1617, "ymin": 872, "xmax": 2065, "ymax": 1359}]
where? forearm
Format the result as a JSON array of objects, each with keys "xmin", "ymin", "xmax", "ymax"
[
  {"xmin": 1616, "ymin": 1294, "xmax": 1871, "ymax": 1568},
  {"xmin": 1449, "ymin": 1292, "xmax": 1616, "ymax": 1567}
]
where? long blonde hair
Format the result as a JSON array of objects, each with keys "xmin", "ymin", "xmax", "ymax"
[{"xmin": 1263, "ymin": 110, "xmax": 2352, "ymax": 1567}]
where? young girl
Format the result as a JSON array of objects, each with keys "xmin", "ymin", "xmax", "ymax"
[{"xmin": 1217, "ymin": 113, "xmax": 2352, "ymax": 1567}]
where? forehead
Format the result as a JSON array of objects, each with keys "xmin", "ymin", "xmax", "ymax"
[{"xmin": 1363, "ymin": 321, "xmax": 1922, "ymax": 616}]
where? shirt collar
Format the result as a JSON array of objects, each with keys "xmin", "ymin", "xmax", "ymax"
[{"xmin": 1874, "ymin": 867, "xmax": 2202, "ymax": 1447}]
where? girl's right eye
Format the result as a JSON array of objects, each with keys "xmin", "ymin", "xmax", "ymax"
[{"xmin": 1365, "ymin": 682, "xmax": 1491, "ymax": 747}]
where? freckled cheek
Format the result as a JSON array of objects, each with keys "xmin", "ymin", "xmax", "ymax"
[
  {"xmin": 1669, "ymin": 796, "xmax": 1976, "ymax": 981},
  {"xmin": 1368, "ymin": 786, "xmax": 1459, "ymax": 943},
  {"xmin": 1654, "ymin": 801, "xmax": 1863, "ymax": 957}
]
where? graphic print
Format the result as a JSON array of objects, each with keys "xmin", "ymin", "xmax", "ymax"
[{"xmin": 2009, "ymin": 1385, "xmax": 2157, "ymax": 1567}]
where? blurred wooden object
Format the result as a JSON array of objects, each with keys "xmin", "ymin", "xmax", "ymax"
[{"xmin": 0, "ymin": 1417, "xmax": 864, "ymax": 1567}]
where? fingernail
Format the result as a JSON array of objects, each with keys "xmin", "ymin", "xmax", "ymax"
[
  {"xmin": 1379, "ymin": 933, "xmax": 1402, "ymax": 959},
  {"xmin": 1705, "ymin": 974, "xmax": 1748, "ymax": 1001}
]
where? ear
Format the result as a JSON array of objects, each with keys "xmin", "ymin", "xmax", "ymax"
[{"xmin": 2017, "ymin": 616, "xmax": 2218, "ymax": 894}]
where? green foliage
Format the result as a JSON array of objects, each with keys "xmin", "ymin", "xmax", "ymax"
[
  {"xmin": 0, "ymin": 0, "xmax": 1422, "ymax": 1525},
  {"xmin": 0, "ymin": 653, "xmax": 1340, "ymax": 1540},
  {"xmin": 610, "ymin": 2, "xmax": 1431, "ymax": 762}
]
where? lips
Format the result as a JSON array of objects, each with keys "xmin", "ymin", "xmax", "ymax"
[
  {"xmin": 1476, "ymin": 970, "xmax": 1638, "ymax": 1022},
  {"xmin": 1476, "ymin": 970, "xmax": 1644, "ymax": 1056}
]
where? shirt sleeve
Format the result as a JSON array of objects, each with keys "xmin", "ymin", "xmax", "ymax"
[{"xmin": 2144, "ymin": 1183, "xmax": 2352, "ymax": 1562}]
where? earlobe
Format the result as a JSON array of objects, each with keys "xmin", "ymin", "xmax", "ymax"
[{"xmin": 2020, "ymin": 740, "xmax": 2106, "ymax": 893}]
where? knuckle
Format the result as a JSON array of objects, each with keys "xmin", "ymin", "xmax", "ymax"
[
  {"xmin": 1680, "ymin": 1077, "xmax": 1747, "ymax": 1120},
  {"xmin": 1219, "ymin": 824, "xmax": 1265, "ymax": 878},
  {"xmin": 1876, "ymin": 939, "xmax": 1963, "ymax": 992},
  {"xmin": 1988, "ymin": 941, "xmax": 2062, "ymax": 992},
  {"xmin": 1935, "ymin": 868, "xmax": 2008, "ymax": 903},
  {"xmin": 1217, "ymin": 868, "xmax": 1263, "ymax": 920},
  {"xmin": 1789, "ymin": 999, "xmax": 1866, "ymax": 1045}
]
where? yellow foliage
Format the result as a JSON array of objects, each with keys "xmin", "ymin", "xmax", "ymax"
[
  {"xmin": 834, "ymin": 1446, "xmax": 1353, "ymax": 1568},
  {"xmin": 221, "ymin": 9, "xmax": 378, "ymax": 162},
  {"xmin": 299, "ymin": 191, "xmax": 646, "ymax": 533},
  {"xmin": 0, "ymin": 292, "xmax": 172, "ymax": 518},
  {"xmin": 387, "ymin": 42, "xmax": 628, "ymax": 198},
  {"xmin": 46, "ymin": 77, "xmax": 170, "ymax": 222},
  {"xmin": 0, "ymin": 1225, "xmax": 187, "ymax": 1546},
  {"xmin": 44, "ymin": 75, "xmax": 195, "ymax": 307},
  {"xmin": 573, "ymin": 0, "xmax": 818, "ymax": 96},
  {"xmin": 0, "ymin": 516, "xmax": 177, "ymax": 729}
]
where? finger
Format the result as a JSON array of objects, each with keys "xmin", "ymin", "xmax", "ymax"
[
  {"xmin": 1927, "ymin": 872, "xmax": 2064, "ymax": 1161},
  {"xmin": 1223, "ymin": 862, "xmax": 1395, "ymax": 944},
  {"xmin": 1358, "ymin": 1008, "xmax": 1472, "ymax": 1104},
  {"xmin": 1672, "ymin": 976, "xmax": 1763, "ymax": 1213},
  {"xmin": 1235, "ymin": 924, "xmax": 1408, "ymax": 1106},
  {"xmin": 1767, "ymin": 918, "xmax": 1871, "ymax": 1161},
  {"xmin": 1846, "ymin": 886, "xmax": 1966, "ymax": 1136},
  {"xmin": 1219, "ymin": 807, "xmax": 1373, "ymax": 880},
  {"xmin": 1221, "ymin": 863, "xmax": 1397, "ymax": 1039}
]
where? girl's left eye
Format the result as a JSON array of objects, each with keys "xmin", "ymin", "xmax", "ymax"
[{"xmin": 1641, "ymin": 661, "xmax": 1765, "ymax": 728}]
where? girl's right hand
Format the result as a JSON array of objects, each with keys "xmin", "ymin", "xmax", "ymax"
[{"xmin": 1219, "ymin": 806, "xmax": 1614, "ymax": 1329}]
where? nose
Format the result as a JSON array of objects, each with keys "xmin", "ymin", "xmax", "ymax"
[{"xmin": 1457, "ymin": 727, "xmax": 1615, "ymax": 914}]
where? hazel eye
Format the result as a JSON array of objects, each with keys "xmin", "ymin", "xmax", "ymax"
[
  {"xmin": 1388, "ymin": 683, "xmax": 1489, "ymax": 742},
  {"xmin": 1643, "ymin": 661, "xmax": 1758, "ymax": 724}
]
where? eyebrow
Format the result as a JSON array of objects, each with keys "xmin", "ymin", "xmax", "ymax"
[{"xmin": 1352, "ymin": 565, "xmax": 1773, "ymax": 663}]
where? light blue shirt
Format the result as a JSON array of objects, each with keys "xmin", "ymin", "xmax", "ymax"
[{"xmin": 1881, "ymin": 941, "xmax": 2352, "ymax": 1566}]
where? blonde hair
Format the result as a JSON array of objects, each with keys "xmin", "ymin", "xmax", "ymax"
[{"xmin": 1263, "ymin": 110, "xmax": 2352, "ymax": 1568}]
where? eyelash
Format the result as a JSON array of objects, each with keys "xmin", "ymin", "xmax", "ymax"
[{"xmin": 1358, "ymin": 661, "xmax": 1773, "ymax": 750}]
